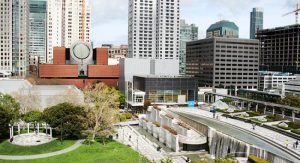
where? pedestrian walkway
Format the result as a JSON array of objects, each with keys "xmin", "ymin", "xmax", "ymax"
[
  {"xmin": 174, "ymin": 108, "xmax": 300, "ymax": 154},
  {"xmin": 115, "ymin": 125, "xmax": 186, "ymax": 163},
  {"xmin": 0, "ymin": 139, "xmax": 84, "ymax": 160}
]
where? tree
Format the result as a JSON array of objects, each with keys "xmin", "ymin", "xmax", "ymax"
[
  {"xmin": 117, "ymin": 90, "xmax": 125, "ymax": 108},
  {"xmin": 83, "ymin": 83, "xmax": 120, "ymax": 144},
  {"xmin": 12, "ymin": 87, "xmax": 41, "ymax": 113},
  {"xmin": 24, "ymin": 111, "xmax": 42, "ymax": 123},
  {"xmin": 46, "ymin": 89, "xmax": 84, "ymax": 108},
  {"xmin": 43, "ymin": 103, "xmax": 87, "ymax": 140},
  {"xmin": 0, "ymin": 93, "xmax": 20, "ymax": 138},
  {"xmin": 143, "ymin": 100, "xmax": 152, "ymax": 113},
  {"xmin": 279, "ymin": 96, "xmax": 300, "ymax": 108}
]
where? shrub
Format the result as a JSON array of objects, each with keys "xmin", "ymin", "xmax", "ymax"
[
  {"xmin": 162, "ymin": 125, "xmax": 177, "ymax": 135},
  {"xmin": 248, "ymin": 155, "xmax": 270, "ymax": 163},
  {"xmin": 275, "ymin": 125, "xmax": 292, "ymax": 130},
  {"xmin": 246, "ymin": 111, "xmax": 261, "ymax": 117},
  {"xmin": 291, "ymin": 129, "xmax": 300, "ymax": 135},
  {"xmin": 288, "ymin": 122, "xmax": 300, "ymax": 129},
  {"xmin": 266, "ymin": 115, "xmax": 282, "ymax": 121},
  {"xmin": 124, "ymin": 112, "xmax": 133, "ymax": 119},
  {"xmin": 153, "ymin": 121, "xmax": 160, "ymax": 127},
  {"xmin": 117, "ymin": 114, "xmax": 127, "ymax": 122}
]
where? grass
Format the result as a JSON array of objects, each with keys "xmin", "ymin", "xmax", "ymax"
[
  {"xmin": 246, "ymin": 111, "xmax": 262, "ymax": 117},
  {"xmin": 0, "ymin": 140, "xmax": 148, "ymax": 163},
  {"xmin": 291, "ymin": 129, "xmax": 300, "ymax": 135},
  {"xmin": 0, "ymin": 139, "xmax": 76, "ymax": 155}
]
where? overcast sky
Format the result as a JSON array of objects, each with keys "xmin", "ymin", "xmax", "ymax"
[{"xmin": 90, "ymin": 0, "xmax": 300, "ymax": 47}]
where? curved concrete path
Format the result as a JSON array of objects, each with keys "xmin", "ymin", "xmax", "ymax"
[{"xmin": 0, "ymin": 139, "xmax": 84, "ymax": 160}]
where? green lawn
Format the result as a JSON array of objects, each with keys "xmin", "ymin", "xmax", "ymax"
[
  {"xmin": 0, "ymin": 141, "xmax": 147, "ymax": 163},
  {"xmin": 0, "ymin": 139, "xmax": 76, "ymax": 155}
]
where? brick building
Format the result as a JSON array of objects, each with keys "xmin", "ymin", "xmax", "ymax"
[{"xmin": 39, "ymin": 42, "xmax": 119, "ymax": 88}]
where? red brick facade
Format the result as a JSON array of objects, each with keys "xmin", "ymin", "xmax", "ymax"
[{"xmin": 39, "ymin": 47, "xmax": 119, "ymax": 88}]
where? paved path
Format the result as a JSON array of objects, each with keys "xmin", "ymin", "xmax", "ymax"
[
  {"xmin": 115, "ymin": 125, "xmax": 186, "ymax": 163},
  {"xmin": 174, "ymin": 108, "xmax": 300, "ymax": 154},
  {"xmin": 0, "ymin": 139, "xmax": 84, "ymax": 160}
]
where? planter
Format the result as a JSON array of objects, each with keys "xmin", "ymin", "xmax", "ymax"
[
  {"xmin": 153, "ymin": 126, "xmax": 160, "ymax": 138},
  {"xmin": 159, "ymin": 129, "xmax": 166, "ymax": 143}
]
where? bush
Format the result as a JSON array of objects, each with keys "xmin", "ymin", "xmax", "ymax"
[
  {"xmin": 291, "ymin": 129, "xmax": 300, "ymax": 135},
  {"xmin": 117, "ymin": 114, "xmax": 127, "ymax": 122},
  {"xmin": 124, "ymin": 113, "xmax": 133, "ymax": 119},
  {"xmin": 266, "ymin": 115, "xmax": 282, "ymax": 121},
  {"xmin": 153, "ymin": 121, "xmax": 160, "ymax": 127},
  {"xmin": 246, "ymin": 111, "xmax": 261, "ymax": 117},
  {"xmin": 248, "ymin": 155, "xmax": 270, "ymax": 163},
  {"xmin": 275, "ymin": 125, "xmax": 292, "ymax": 130},
  {"xmin": 162, "ymin": 125, "xmax": 177, "ymax": 135},
  {"xmin": 288, "ymin": 122, "xmax": 300, "ymax": 129}
]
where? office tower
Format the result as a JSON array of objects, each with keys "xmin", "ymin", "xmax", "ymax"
[
  {"xmin": 257, "ymin": 25, "xmax": 300, "ymax": 73},
  {"xmin": 179, "ymin": 19, "xmax": 198, "ymax": 74},
  {"xmin": 128, "ymin": 0, "xmax": 180, "ymax": 60},
  {"xmin": 47, "ymin": 0, "xmax": 91, "ymax": 63},
  {"xmin": 29, "ymin": 0, "xmax": 47, "ymax": 64},
  {"xmin": 186, "ymin": 37, "xmax": 259, "ymax": 90},
  {"xmin": 0, "ymin": 0, "xmax": 13, "ymax": 75},
  {"xmin": 12, "ymin": 0, "xmax": 30, "ymax": 76},
  {"xmin": 250, "ymin": 8, "xmax": 263, "ymax": 39},
  {"xmin": 206, "ymin": 20, "xmax": 239, "ymax": 38}
]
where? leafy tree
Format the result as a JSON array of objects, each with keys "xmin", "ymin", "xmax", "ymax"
[
  {"xmin": 43, "ymin": 103, "xmax": 87, "ymax": 140},
  {"xmin": 0, "ymin": 93, "xmax": 20, "ymax": 138},
  {"xmin": 117, "ymin": 90, "xmax": 125, "ymax": 108},
  {"xmin": 24, "ymin": 111, "xmax": 42, "ymax": 123},
  {"xmin": 83, "ymin": 83, "xmax": 120, "ymax": 144},
  {"xmin": 279, "ymin": 96, "xmax": 300, "ymax": 108}
]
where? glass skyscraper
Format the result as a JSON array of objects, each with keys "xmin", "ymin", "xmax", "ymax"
[
  {"xmin": 29, "ymin": 0, "xmax": 47, "ymax": 64},
  {"xmin": 180, "ymin": 20, "xmax": 198, "ymax": 75},
  {"xmin": 250, "ymin": 8, "xmax": 263, "ymax": 39}
]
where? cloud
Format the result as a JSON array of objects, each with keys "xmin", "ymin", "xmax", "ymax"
[{"xmin": 89, "ymin": 0, "xmax": 128, "ymax": 26}]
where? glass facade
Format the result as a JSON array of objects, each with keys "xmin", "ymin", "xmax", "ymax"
[
  {"xmin": 133, "ymin": 76, "xmax": 198, "ymax": 104},
  {"xmin": 180, "ymin": 20, "xmax": 198, "ymax": 75},
  {"xmin": 250, "ymin": 8, "xmax": 263, "ymax": 39},
  {"xmin": 29, "ymin": 0, "xmax": 47, "ymax": 63}
]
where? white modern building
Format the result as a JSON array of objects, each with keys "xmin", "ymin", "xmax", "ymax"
[
  {"xmin": 0, "ymin": 0, "xmax": 13, "ymax": 75},
  {"xmin": 47, "ymin": 0, "xmax": 91, "ymax": 63},
  {"xmin": 0, "ymin": 0, "xmax": 29, "ymax": 77},
  {"xmin": 259, "ymin": 71, "xmax": 296, "ymax": 91},
  {"xmin": 128, "ymin": 0, "xmax": 180, "ymax": 60},
  {"xmin": 0, "ymin": 79, "xmax": 84, "ymax": 110},
  {"xmin": 119, "ymin": 58, "xmax": 180, "ymax": 107}
]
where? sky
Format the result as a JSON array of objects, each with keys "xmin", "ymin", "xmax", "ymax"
[{"xmin": 90, "ymin": 0, "xmax": 300, "ymax": 47}]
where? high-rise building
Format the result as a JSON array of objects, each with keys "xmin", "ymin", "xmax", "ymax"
[
  {"xmin": 250, "ymin": 8, "xmax": 263, "ymax": 39},
  {"xmin": 186, "ymin": 37, "xmax": 259, "ymax": 90},
  {"xmin": 128, "ymin": 0, "xmax": 180, "ymax": 60},
  {"xmin": 29, "ymin": 0, "xmax": 47, "ymax": 64},
  {"xmin": 257, "ymin": 25, "xmax": 300, "ymax": 73},
  {"xmin": 12, "ymin": 0, "xmax": 30, "ymax": 76},
  {"xmin": 0, "ymin": 0, "xmax": 13, "ymax": 75},
  {"xmin": 47, "ymin": 0, "xmax": 91, "ymax": 63},
  {"xmin": 179, "ymin": 19, "xmax": 198, "ymax": 74},
  {"xmin": 206, "ymin": 20, "xmax": 239, "ymax": 38}
]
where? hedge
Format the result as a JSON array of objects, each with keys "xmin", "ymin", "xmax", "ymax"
[{"xmin": 248, "ymin": 155, "xmax": 270, "ymax": 163}]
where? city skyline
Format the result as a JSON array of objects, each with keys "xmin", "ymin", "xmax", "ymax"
[{"xmin": 90, "ymin": 0, "xmax": 300, "ymax": 47}]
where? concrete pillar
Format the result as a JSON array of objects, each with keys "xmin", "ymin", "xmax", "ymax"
[
  {"xmin": 11, "ymin": 126, "xmax": 14, "ymax": 137},
  {"xmin": 256, "ymin": 104, "xmax": 259, "ymax": 112},
  {"xmin": 18, "ymin": 124, "xmax": 20, "ymax": 136},
  {"xmin": 9, "ymin": 126, "xmax": 12, "ymax": 138},
  {"xmin": 241, "ymin": 102, "xmax": 244, "ymax": 109},
  {"xmin": 27, "ymin": 123, "xmax": 29, "ymax": 134},
  {"xmin": 248, "ymin": 103, "xmax": 251, "ymax": 110},
  {"xmin": 264, "ymin": 106, "xmax": 267, "ymax": 114},
  {"xmin": 282, "ymin": 110, "xmax": 285, "ymax": 119},
  {"xmin": 272, "ymin": 108, "xmax": 275, "ymax": 115},
  {"xmin": 37, "ymin": 123, "xmax": 40, "ymax": 134},
  {"xmin": 50, "ymin": 127, "xmax": 52, "ymax": 138},
  {"xmin": 46, "ymin": 124, "xmax": 48, "ymax": 135},
  {"xmin": 203, "ymin": 94, "xmax": 206, "ymax": 103},
  {"xmin": 292, "ymin": 112, "xmax": 295, "ymax": 122}
]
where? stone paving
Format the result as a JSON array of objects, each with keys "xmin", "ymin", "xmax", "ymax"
[
  {"xmin": 115, "ymin": 125, "xmax": 186, "ymax": 163},
  {"xmin": 11, "ymin": 133, "xmax": 53, "ymax": 146},
  {"xmin": 173, "ymin": 107, "xmax": 300, "ymax": 154}
]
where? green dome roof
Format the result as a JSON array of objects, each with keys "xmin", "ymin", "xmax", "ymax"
[{"xmin": 207, "ymin": 20, "xmax": 239, "ymax": 32}]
